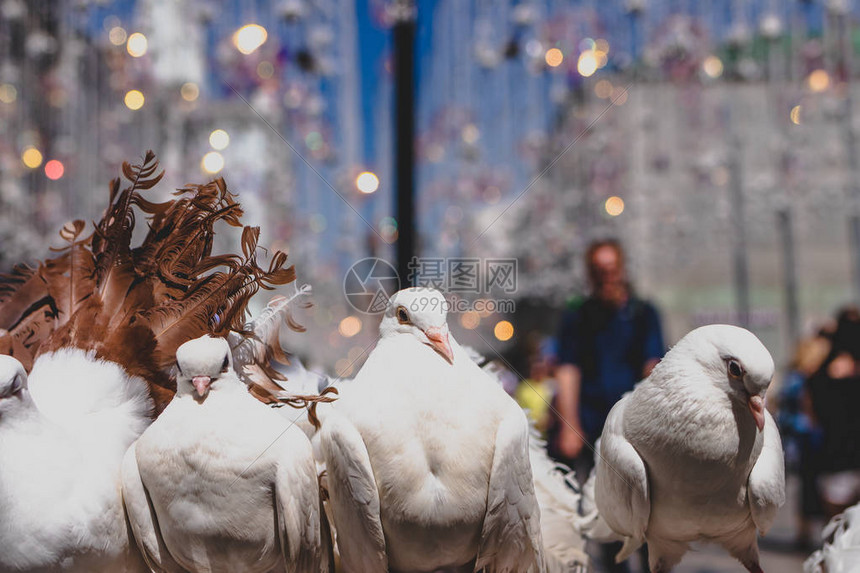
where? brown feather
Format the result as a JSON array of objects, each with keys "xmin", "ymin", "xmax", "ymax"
[{"xmin": 0, "ymin": 151, "xmax": 303, "ymax": 418}]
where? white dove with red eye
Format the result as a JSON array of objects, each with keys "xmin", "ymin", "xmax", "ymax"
[
  {"xmin": 122, "ymin": 335, "xmax": 328, "ymax": 573},
  {"xmin": 319, "ymin": 287, "xmax": 545, "ymax": 573},
  {"xmin": 595, "ymin": 324, "xmax": 785, "ymax": 573},
  {"xmin": 0, "ymin": 352, "xmax": 151, "ymax": 573}
]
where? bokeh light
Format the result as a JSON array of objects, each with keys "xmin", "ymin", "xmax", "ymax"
[
  {"xmin": 335, "ymin": 359, "xmax": 354, "ymax": 378},
  {"xmin": 201, "ymin": 151, "xmax": 224, "ymax": 174},
  {"xmin": 462, "ymin": 124, "xmax": 480, "ymax": 144},
  {"xmin": 460, "ymin": 311, "xmax": 480, "ymax": 330},
  {"xmin": 257, "ymin": 61, "xmax": 274, "ymax": 78},
  {"xmin": 124, "ymin": 90, "xmax": 145, "ymax": 110},
  {"xmin": 0, "ymin": 83, "xmax": 17, "ymax": 104},
  {"xmin": 494, "ymin": 320, "xmax": 515, "ymax": 342},
  {"xmin": 180, "ymin": 82, "xmax": 199, "ymax": 102},
  {"xmin": 605, "ymin": 196, "xmax": 625, "ymax": 216},
  {"xmin": 594, "ymin": 79, "xmax": 613, "ymax": 99},
  {"xmin": 611, "ymin": 87, "xmax": 628, "ymax": 106},
  {"xmin": 808, "ymin": 69, "xmax": 830, "ymax": 93},
  {"xmin": 577, "ymin": 51, "xmax": 598, "ymax": 77},
  {"xmin": 209, "ymin": 129, "xmax": 230, "ymax": 150},
  {"xmin": 44, "ymin": 160, "xmax": 64, "ymax": 180},
  {"xmin": 702, "ymin": 56, "xmax": 724, "ymax": 79},
  {"xmin": 338, "ymin": 316, "xmax": 362, "ymax": 338},
  {"xmin": 790, "ymin": 105, "xmax": 802, "ymax": 125},
  {"xmin": 356, "ymin": 171, "xmax": 380, "ymax": 194},
  {"xmin": 126, "ymin": 32, "xmax": 148, "ymax": 57},
  {"xmin": 109, "ymin": 26, "xmax": 127, "ymax": 46},
  {"xmin": 233, "ymin": 24, "xmax": 268, "ymax": 55},
  {"xmin": 21, "ymin": 147, "xmax": 43, "ymax": 169},
  {"xmin": 545, "ymin": 48, "xmax": 564, "ymax": 67}
]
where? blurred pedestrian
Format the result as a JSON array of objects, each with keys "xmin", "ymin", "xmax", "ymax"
[
  {"xmin": 806, "ymin": 307, "xmax": 860, "ymax": 518},
  {"xmin": 514, "ymin": 350, "xmax": 556, "ymax": 436},
  {"xmin": 550, "ymin": 239, "xmax": 664, "ymax": 573},
  {"xmin": 777, "ymin": 329, "xmax": 831, "ymax": 549}
]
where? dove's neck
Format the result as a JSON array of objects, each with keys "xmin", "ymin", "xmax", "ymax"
[{"xmin": 0, "ymin": 391, "xmax": 42, "ymax": 429}]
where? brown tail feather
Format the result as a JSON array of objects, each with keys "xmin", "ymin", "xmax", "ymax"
[{"xmin": 0, "ymin": 151, "xmax": 300, "ymax": 415}]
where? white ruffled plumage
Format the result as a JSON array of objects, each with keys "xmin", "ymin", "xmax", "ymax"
[
  {"xmin": 804, "ymin": 503, "xmax": 860, "ymax": 573},
  {"xmin": 595, "ymin": 324, "xmax": 785, "ymax": 572},
  {"xmin": 121, "ymin": 335, "xmax": 329, "ymax": 573},
  {"xmin": 319, "ymin": 287, "xmax": 545, "ymax": 572},
  {"xmin": 0, "ymin": 351, "xmax": 151, "ymax": 572}
]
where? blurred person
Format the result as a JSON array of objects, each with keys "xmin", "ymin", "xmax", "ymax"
[
  {"xmin": 806, "ymin": 307, "xmax": 860, "ymax": 518},
  {"xmin": 777, "ymin": 329, "xmax": 831, "ymax": 549},
  {"xmin": 514, "ymin": 351, "xmax": 556, "ymax": 436},
  {"xmin": 550, "ymin": 239, "xmax": 664, "ymax": 573}
]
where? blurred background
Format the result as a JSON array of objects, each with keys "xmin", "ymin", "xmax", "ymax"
[
  {"xmin": 9, "ymin": 1, "xmax": 860, "ymax": 570},
  {"xmin": 1, "ymin": 0, "xmax": 859, "ymax": 377}
]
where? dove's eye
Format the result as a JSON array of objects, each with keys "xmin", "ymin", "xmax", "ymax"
[
  {"xmin": 221, "ymin": 356, "xmax": 229, "ymax": 373},
  {"xmin": 396, "ymin": 306, "xmax": 410, "ymax": 324},
  {"xmin": 727, "ymin": 359, "xmax": 744, "ymax": 379}
]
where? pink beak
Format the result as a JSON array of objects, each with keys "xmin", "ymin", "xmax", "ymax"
[
  {"xmin": 192, "ymin": 375, "xmax": 212, "ymax": 398},
  {"xmin": 425, "ymin": 325, "xmax": 454, "ymax": 365},
  {"xmin": 748, "ymin": 395, "xmax": 765, "ymax": 432}
]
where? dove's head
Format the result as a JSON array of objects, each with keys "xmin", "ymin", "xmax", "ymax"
[
  {"xmin": 380, "ymin": 288, "xmax": 454, "ymax": 364},
  {"xmin": 670, "ymin": 324, "xmax": 775, "ymax": 431},
  {"xmin": 0, "ymin": 355, "xmax": 29, "ymax": 418},
  {"xmin": 175, "ymin": 336, "xmax": 237, "ymax": 402}
]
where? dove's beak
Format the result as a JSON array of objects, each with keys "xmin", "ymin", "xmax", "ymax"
[
  {"xmin": 748, "ymin": 395, "xmax": 765, "ymax": 431},
  {"xmin": 192, "ymin": 376, "xmax": 212, "ymax": 399},
  {"xmin": 425, "ymin": 325, "xmax": 454, "ymax": 365}
]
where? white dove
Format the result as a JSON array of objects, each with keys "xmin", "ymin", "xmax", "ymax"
[
  {"xmin": 595, "ymin": 324, "xmax": 785, "ymax": 572},
  {"xmin": 121, "ymin": 335, "xmax": 327, "ymax": 573},
  {"xmin": 804, "ymin": 503, "xmax": 860, "ymax": 573},
  {"xmin": 319, "ymin": 287, "xmax": 544, "ymax": 573},
  {"xmin": 0, "ymin": 351, "xmax": 150, "ymax": 573}
]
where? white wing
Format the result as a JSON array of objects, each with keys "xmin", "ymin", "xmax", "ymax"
[
  {"xmin": 273, "ymin": 428, "xmax": 325, "ymax": 573},
  {"xmin": 594, "ymin": 395, "xmax": 650, "ymax": 562},
  {"xmin": 747, "ymin": 411, "xmax": 785, "ymax": 535},
  {"xmin": 581, "ymin": 457, "xmax": 622, "ymax": 543},
  {"xmin": 475, "ymin": 406, "xmax": 545, "ymax": 573},
  {"xmin": 120, "ymin": 443, "xmax": 185, "ymax": 573},
  {"xmin": 319, "ymin": 410, "xmax": 387, "ymax": 573}
]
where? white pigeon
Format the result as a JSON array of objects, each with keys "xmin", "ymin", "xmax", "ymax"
[
  {"xmin": 0, "ymin": 351, "xmax": 151, "ymax": 573},
  {"xmin": 469, "ymin": 348, "xmax": 591, "ymax": 571},
  {"xmin": 595, "ymin": 324, "xmax": 785, "ymax": 572},
  {"xmin": 319, "ymin": 287, "xmax": 544, "ymax": 573},
  {"xmin": 804, "ymin": 503, "xmax": 860, "ymax": 573},
  {"xmin": 122, "ymin": 335, "xmax": 327, "ymax": 573}
]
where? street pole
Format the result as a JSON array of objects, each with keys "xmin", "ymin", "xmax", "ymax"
[
  {"xmin": 729, "ymin": 128, "xmax": 751, "ymax": 329},
  {"xmin": 393, "ymin": 0, "xmax": 417, "ymax": 286},
  {"xmin": 765, "ymin": 20, "xmax": 801, "ymax": 345}
]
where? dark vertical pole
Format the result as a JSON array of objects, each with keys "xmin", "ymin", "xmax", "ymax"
[
  {"xmin": 393, "ymin": 0, "xmax": 416, "ymax": 286},
  {"xmin": 777, "ymin": 208, "xmax": 801, "ymax": 342},
  {"xmin": 729, "ymin": 130, "xmax": 751, "ymax": 329}
]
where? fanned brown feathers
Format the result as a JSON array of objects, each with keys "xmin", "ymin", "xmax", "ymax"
[{"xmin": 0, "ymin": 151, "xmax": 302, "ymax": 414}]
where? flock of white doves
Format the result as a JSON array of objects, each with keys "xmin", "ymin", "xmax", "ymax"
[{"xmin": 1, "ymin": 156, "xmax": 856, "ymax": 573}]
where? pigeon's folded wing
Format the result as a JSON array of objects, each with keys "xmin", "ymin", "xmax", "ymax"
[
  {"xmin": 475, "ymin": 406, "xmax": 544, "ymax": 573},
  {"xmin": 595, "ymin": 395, "xmax": 650, "ymax": 562},
  {"xmin": 121, "ymin": 443, "xmax": 185, "ymax": 573},
  {"xmin": 747, "ymin": 411, "xmax": 785, "ymax": 535},
  {"xmin": 274, "ymin": 428, "xmax": 324, "ymax": 573},
  {"xmin": 319, "ymin": 411, "xmax": 387, "ymax": 573}
]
